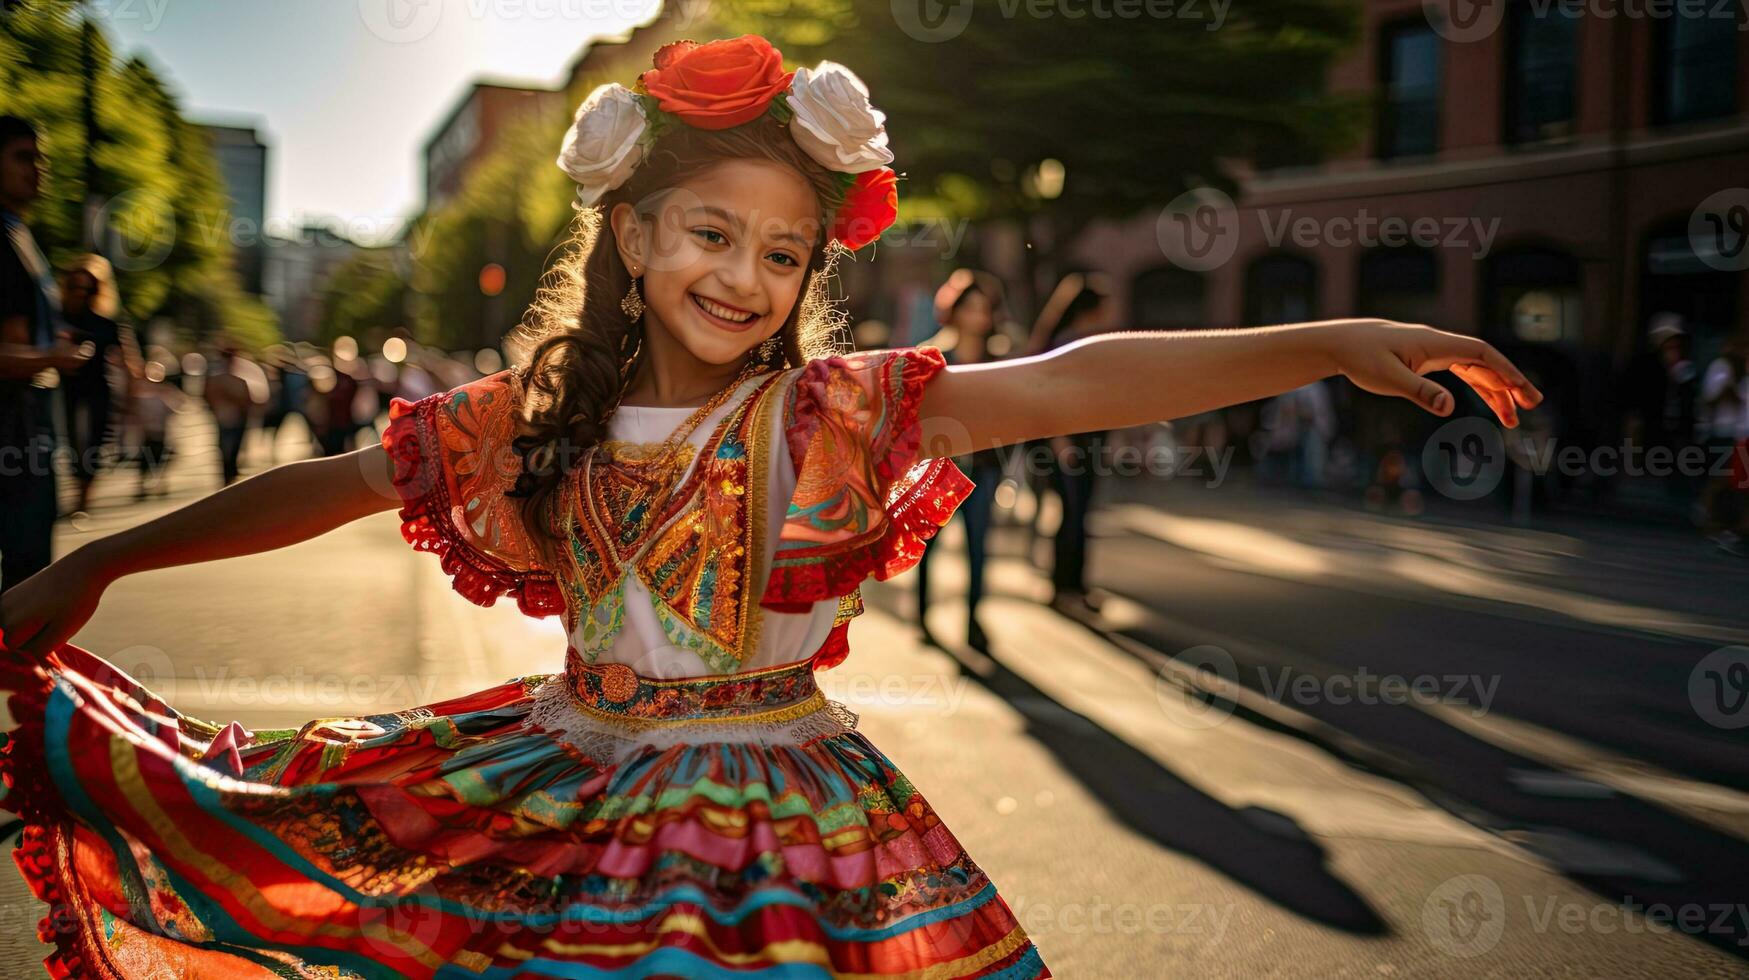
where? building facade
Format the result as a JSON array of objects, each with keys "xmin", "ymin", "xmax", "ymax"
[
  {"xmin": 1063, "ymin": 0, "xmax": 1747, "ymax": 486},
  {"xmin": 423, "ymin": 83, "xmax": 566, "ymax": 211},
  {"xmin": 200, "ymin": 123, "xmax": 269, "ymax": 296}
]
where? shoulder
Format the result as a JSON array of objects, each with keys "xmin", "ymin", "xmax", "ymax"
[
  {"xmin": 388, "ymin": 368, "xmax": 525, "ymax": 440},
  {"xmin": 783, "ymin": 346, "xmax": 949, "ymax": 419}
]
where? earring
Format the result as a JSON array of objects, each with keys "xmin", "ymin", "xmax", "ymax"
[
  {"xmin": 620, "ymin": 277, "xmax": 645, "ymax": 322},
  {"xmin": 756, "ymin": 335, "xmax": 782, "ymax": 364}
]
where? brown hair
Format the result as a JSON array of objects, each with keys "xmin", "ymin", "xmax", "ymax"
[{"xmin": 504, "ymin": 112, "xmax": 851, "ymax": 568}]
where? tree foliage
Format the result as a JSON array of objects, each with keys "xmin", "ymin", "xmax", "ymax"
[{"xmin": 0, "ymin": 1, "xmax": 279, "ymax": 348}]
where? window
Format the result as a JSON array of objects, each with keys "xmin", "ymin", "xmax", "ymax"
[
  {"xmin": 1379, "ymin": 23, "xmax": 1442, "ymax": 159},
  {"xmin": 1485, "ymin": 249, "xmax": 1582, "ymax": 345},
  {"xmin": 1244, "ymin": 254, "xmax": 1319, "ymax": 325},
  {"xmin": 1505, "ymin": 1, "xmax": 1579, "ymax": 144},
  {"xmin": 1656, "ymin": 7, "xmax": 1739, "ymax": 125}
]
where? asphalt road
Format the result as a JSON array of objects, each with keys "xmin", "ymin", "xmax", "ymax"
[{"xmin": 1, "ymin": 409, "xmax": 1743, "ymax": 977}]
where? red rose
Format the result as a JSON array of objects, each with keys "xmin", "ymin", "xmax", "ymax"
[
  {"xmin": 831, "ymin": 167, "xmax": 898, "ymax": 251},
  {"xmin": 638, "ymin": 35, "xmax": 794, "ymax": 131}
]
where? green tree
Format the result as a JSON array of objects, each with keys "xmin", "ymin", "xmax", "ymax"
[{"xmin": 0, "ymin": 1, "xmax": 279, "ymax": 348}]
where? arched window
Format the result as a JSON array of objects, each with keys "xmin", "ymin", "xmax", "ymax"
[
  {"xmin": 1244, "ymin": 253, "xmax": 1319, "ymax": 325},
  {"xmin": 1130, "ymin": 266, "xmax": 1207, "ymax": 330},
  {"xmin": 1484, "ymin": 248, "xmax": 1582, "ymax": 345},
  {"xmin": 1641, "ymin": 222, "xmax": 1741, "ymax": 372}
]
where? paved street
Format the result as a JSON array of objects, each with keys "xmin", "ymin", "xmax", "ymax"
[{"xmin": 2, "ymin": 408, "xmax": 1745, "ymax": 977}]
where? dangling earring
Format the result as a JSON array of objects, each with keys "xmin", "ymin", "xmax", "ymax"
[
  {"xmin": 756, "ymin": 335, "xmax": 782, "ymax": 365},
  {"xmin": 620, "ymin": 275, "xmax": 645, "ymax": 322}
]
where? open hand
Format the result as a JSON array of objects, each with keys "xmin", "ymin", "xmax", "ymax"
[{"xmin": 1325, "ymin": 320, "xmax": 1542, "ymax": 427}]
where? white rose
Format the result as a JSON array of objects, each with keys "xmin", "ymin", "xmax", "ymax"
[
  {"xmin": 786, "ymin": 62, "xmax": 894, "ymax": 175},
  {"xmin": 556, "ymin": 83, "xmax": 647, "ymax": 206}
]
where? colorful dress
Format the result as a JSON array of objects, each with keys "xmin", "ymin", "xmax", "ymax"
[{"xmin": 0, "ymin": 346, "xmax": 1049, "ymax": 979}]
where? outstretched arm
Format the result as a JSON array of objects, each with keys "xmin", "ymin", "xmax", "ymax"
[
  {"xmin": 917, "ymin": 319, "xmax": 1541, "ymax": 457},
  {"xmin": 0, "ymin": 444, "xmax": 403, "ymax": 658}
]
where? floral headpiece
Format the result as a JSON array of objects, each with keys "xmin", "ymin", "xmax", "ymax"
[{"xmin": 555, "ymin": 34, "xmax": 898, "ymax": 252}]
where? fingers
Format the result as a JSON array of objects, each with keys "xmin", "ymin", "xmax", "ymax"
[
  {"xmin": 1472, "ymin": 341, "xmax": 1542, "ymax": 409},
  {"xmin": 1384, "ymin": 356, "xmax": 1455, "ymax": 416},
  {"xmin": 1411, "ymin": 331, "xmax": 1544, "ymax": 411},
  {"xmin": 1452, "ymin": 364, "xmax": 1519, "ymax": 428}
]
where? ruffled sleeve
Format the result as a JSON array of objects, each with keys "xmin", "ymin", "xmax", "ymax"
[
  {"xmin": 379, "ymin": 367, "xmax": 565, "ymax": 618},
  {"xmin": 759, "ymin": 346, "xmax": 975, "ymax": 614}
]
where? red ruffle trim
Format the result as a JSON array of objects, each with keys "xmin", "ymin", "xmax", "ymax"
[
  {"xmin": 761, "ymin": 347, "xmax": 975, "ymax": 614},
  {"xmin": 381, "ymin": 395, "xmax": 565, "ymax": 619},
  {"xmin": 0, "ymin": 636, "xmax": 111, "ymax": 979}
]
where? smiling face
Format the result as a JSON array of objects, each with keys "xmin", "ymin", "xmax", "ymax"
[{"xmin": 610, "ymin": 158, "xmax": 823, "ymax": 370}]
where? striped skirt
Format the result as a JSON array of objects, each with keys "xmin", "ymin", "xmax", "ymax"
[{"xmin": 0, "ymin": 643, "xmax": 1047, "ymax": 978}]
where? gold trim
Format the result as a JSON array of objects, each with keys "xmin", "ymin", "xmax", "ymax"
[
  {"xmin": 833, "ymin": 925, "xmax": 1035, "ymax": 980},
  {"xmin": 737, "ymin": 373, "xmax": 783, "ymax": 665},
  {"xmin": 585, "ymin": 655, "xmax": 811, "ymax": 688},
  {"xmin": 560, "ymin": 688, "xmax": 828, "ymax": 730}
]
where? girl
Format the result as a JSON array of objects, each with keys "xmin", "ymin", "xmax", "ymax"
[{"xmin": 0, "ymin": 35, "xmax": 1538, "ymax": 979}]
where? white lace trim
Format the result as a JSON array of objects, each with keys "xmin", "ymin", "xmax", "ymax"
[{"xmin": 520, "ymin": 675, "xmax": 860, "ymax": 767}]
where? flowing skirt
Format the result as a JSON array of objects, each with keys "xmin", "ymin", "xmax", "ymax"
[{"xmin": 0, "ymin": 643, "xmax": 1047, "ymax": 978}]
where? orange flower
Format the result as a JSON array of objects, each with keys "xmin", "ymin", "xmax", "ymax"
[{"xmin": 638, "ymin": 35, "xmax": 794, "ymax": 131}]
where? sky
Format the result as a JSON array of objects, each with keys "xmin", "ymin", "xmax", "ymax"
[{"xmin": 101, "ymin": 0, "xmax": 664, "ymax": 243}]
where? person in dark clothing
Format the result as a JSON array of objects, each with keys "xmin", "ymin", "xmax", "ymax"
[
  {"xmin": 1025, "ymin": 272, "xmax": 1116, "ymax": 617},
  {"xmin": 1, "ymin": 115, "xmax": 89, "ymax": 593},
  {"xmin": 913, "ymin": 269, "xmax": 1007, "ymax": 653},
  {"xmin": 57, "ymin": 256, "xmax": 143, "ymax": 515}
]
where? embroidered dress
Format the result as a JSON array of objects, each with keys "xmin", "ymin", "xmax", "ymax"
[{"xmin": 0, "ymin": 346, "xmax": 1049, "ymax": 978}]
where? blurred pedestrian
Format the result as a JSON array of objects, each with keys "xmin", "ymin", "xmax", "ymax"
[
  {"xmin": 308, "ymin": 348, "xmax": 362, "ymax": 457},
  {"xmin": 260, "ymin": 345, "xmax": 311, "ymax": 464},
  {"xmin": 1699, "ymin": 338, "xmax": 1749, "ymax": 555},
  {"xmin": 0, "ymin": 114, "xmax": 89, "ymax": 592},
  {"xmin": 56, "ymin": 255, "xmax": 144, "ymax": 515},
  {"xmin": 203, "ymin": 345, "xmax": 265, "ymax": 486},
  {"xmin": 1259, "ymin": 380, "xmax": 1336, "ymax": 490},
  {"xmin": 1027, "ymin": 271, "xmax": 1117, "ymax": 617},
  {"xmin": 132, "ymin": 360, "xmax": 184, "ymax": 499},
  {"xmin": 913, "ymin": 268, "xmax": 1007, "ymax": 652}
]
